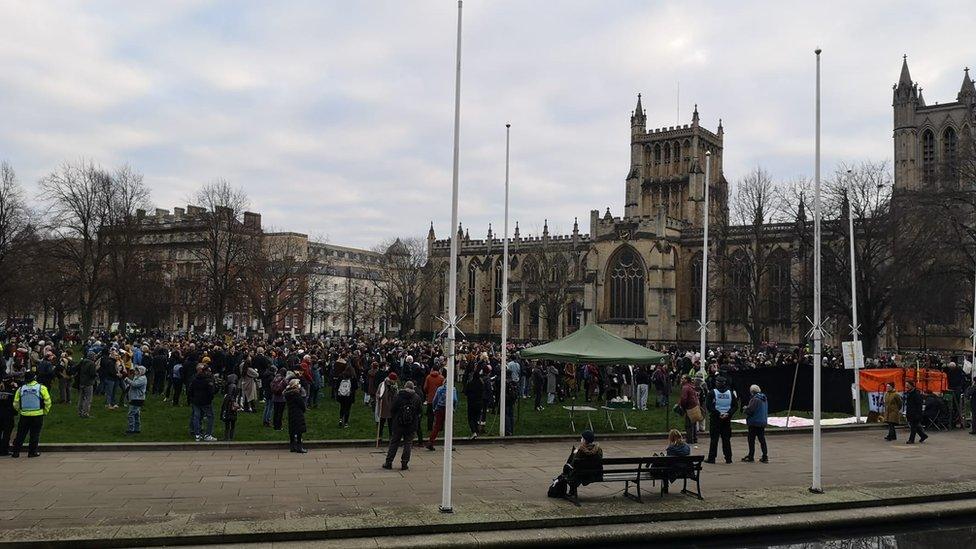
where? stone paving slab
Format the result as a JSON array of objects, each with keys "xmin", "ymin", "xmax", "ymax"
[{"xmin": 1, "ymin": 428, "xmax": 974, "ymax": 547}]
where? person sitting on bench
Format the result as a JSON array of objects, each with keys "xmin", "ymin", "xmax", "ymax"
[
  {"xmin": 565, "ymin": 430, "xmax": 603, "ymax": 498},
  {"xmin": 665, "ymin": 429, "xmax": 691, "ymax": 456}
]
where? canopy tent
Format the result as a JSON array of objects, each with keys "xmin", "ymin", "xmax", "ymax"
[{"xmin": 518, "ymin": 324, "xmax": 668, "ymax": 365}]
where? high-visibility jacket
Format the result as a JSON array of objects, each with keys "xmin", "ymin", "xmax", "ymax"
[{"xmin": 14, "ymin": 381, "xmax": 52, "ymax": 417}]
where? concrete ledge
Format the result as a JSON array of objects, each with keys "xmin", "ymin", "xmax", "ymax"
[
  {"xmin": 2, "ymin": 479, "xmax": 972, "ymax": 548},
  {"xmin": 39, "ymin": 421, "xmax": 885, "ymax": 452}
]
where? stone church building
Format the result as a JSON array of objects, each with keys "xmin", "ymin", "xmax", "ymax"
[{"xmin": 421, "ymin": 57, "xmax": 975, "ymax": 350}]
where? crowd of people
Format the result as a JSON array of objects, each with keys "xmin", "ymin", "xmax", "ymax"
[{"xmin": 0, "ymin": 329, "xmax": 972, "ymax": 471}]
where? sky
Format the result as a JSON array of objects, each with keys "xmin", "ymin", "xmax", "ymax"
[{"xmin": 1, "ymin": 0, "xmax": 974, "ymax": 248}]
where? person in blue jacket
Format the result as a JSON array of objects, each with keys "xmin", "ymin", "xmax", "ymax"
[{"xmin": 741, "ymin": 384, "xmax": 769, "ymax": 463}]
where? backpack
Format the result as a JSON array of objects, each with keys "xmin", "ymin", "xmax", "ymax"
[
  {"xmin": 547, "ymin": 475, "xmax": 569, "ymax": 498},
  {"xmin": 172, "ymin": 364, "xmax": 183, "ymax": 380},
  {"xmin": 398, "ymin": 399, "xmax": 416, "ymax": 427},
  {"xmin": 338, "ymin": 379, "xmax": 352, "ymax": 397},
  {"xmin": 19, "ymin": 384, "xmax": 43, "ymax": 412}
]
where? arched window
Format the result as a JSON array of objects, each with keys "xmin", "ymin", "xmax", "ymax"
[
  {"xmin": 690, "ymin": 252, "xmax": 703, "ymax": 318},
  {"xmin": 921, "ymin": 129, "xmax": 936, "ymax": 183},
  {"xmin": 728, "ymin": 250, "xmax": 750, "ymax": 322},
  {"xmin": 529, "ymin": 301, "xmax": 540, "ymax": 327},
  {"xmin": 438, "ymin": 267, "xmax": 446, "ymax": 313},
  {"xmin": 493, "ymin": 258, "xmax": 503, "ymax": 315},
  {"xmin": 673, "ymin": 142, "xmax": 681, "ymax": 167},
  {"xmin": 607, "ymin": 246, "xmax": 645, "ymax": 321},
  {"xmin": 944, "ymin": 127, "xmax": 958, "ymax": 180},
  {"xmin": 654, "ymin": 144, "xmax": 662, "ymax": 163},
  {"xmin": 663, "ymin": 143, "xmax": 671, "ymax": 163},
  {"xmin": 567, "ymin": 300, "xmax": 581, "ymax": 328},
  {"xmin": 466, "ymin": 260, "xmax": 477, "ymax": 314},
  {"xmin": 768, "ymin": 250, "xmax": 791, "ymax": 322},
  {"xmin": 512, "ymin": 300, "xmax": 521, "ymax": 327}
]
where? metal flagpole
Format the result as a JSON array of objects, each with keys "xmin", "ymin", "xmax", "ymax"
[
  {"xmin": 499, "ymin": 124, "xmax": 511, "ymax": 437},
  {"xmin": 847, "ymin": 169, "xmax": 861, "ymax": 423},
  {"xmin": 811, "ymin": 47, "xmax": 824, "ymax": 494},
  {"xmin": 440, "ymin": 0, "xmax": 463, "ymax": 514},
  {"xmin": 698, "ymin": 151, "xmax": 712, "ymax": 380}
]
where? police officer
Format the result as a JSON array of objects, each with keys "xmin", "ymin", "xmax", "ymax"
[
  {"xmin": 11, "ymin": 371, "xmax": 52, "ymax": 458},
  {"xmin": 704, "ymin": 375, "xmax": 738, "ymax": 464}
]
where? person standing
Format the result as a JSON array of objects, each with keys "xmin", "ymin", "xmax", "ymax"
[
  {"xmin": 76, "ymin": 352, "xmax": 98, "ymax": 418},
  {"xmin": 270, "ymin": 368, "xmax": 288, "ymax": 431},
  {"xmin": 423, "ymin": 366, "xmax": 444, "ymax": 432},
  {"xmin": 905, "ymin": 380, "xmax": 927, "ymax": 444},
  {"xmin": 284, "ymin": 379, "xmax": 308, "ymax": 453},
  {"xmin": 634, "ymin": 367, "xmax": 650, "ymax": 411},
  {"xmin": 376, "ymin": 373, "xmax": 398, "ymax": 442},
  {"xmin": 426, "ymin": 371, "xmax": 456, "ymax": 451},
  {"xmin": 532, "ymin": 364, "xmax": 545, "ymax": 411},
  {"xmin": 704, "ymin": 376, "xmax": 737, "ymax": 464},
  {"xmin": 57, "ymin": 352, "xmax": 72, "ymax": 404},
  {"xmin": 0, "ymin": 377, "xmax": 17, "ymax": 455},
  {"xmin": 546, "ymin": 363, "xmax": 558, "ymax": 405},
  {"xmin": 464, "ymin": 372, "xmax": 484, "ymax": 439},
  {"xmin": 100, "ymin": 351, "xmax": 120, "ymax": 409},
  {"xmin": 883, "ymin": 382, "xmax": 903, "ymax": 441},
  {"xmin": 336, "ymin": 358, "xmax": 356, "ymax": 428},
  {"xmin": 383, "ymin": 380, "xmax": 422, "ymax": 470},
  {"xmin": 10, "ymin": 371, "xmax": 52, "ymax": 458},
  {"xmin": 189, "ymin": 365, "xmax": 217, "ymax": 442},
  {"xmin": 123, "ymin": 365, "xmax": 147, "ymax": 435},
  {"xmin": 678, "ymin": 375, "xmax": 701, "ymax": 444},
  {"xmin": 221, "ymin": 385, "xmax": 240, "ymax": 441},
  {"xmin": 741, "ymin": 384, "xmax": 768, "ymax": 463}
]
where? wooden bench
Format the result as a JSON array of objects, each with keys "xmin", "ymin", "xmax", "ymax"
[{"xmin": 571, "ymin": 455, "xmax": 704, "ymax": 503}]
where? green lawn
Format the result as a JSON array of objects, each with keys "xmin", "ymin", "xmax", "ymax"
[{"xmin": 40, "ymin": 386, "xmax": 861, "ymax": 443}]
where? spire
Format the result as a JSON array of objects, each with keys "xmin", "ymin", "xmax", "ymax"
[
  {"xmin": 464, "ymin": 228, "xmax": 470, "ymax": 240},
  {"xmin": 457, "ymin": 222, "xmax": 463, "ymax": 241},
  {"xmin": 427, "ymin": 221, "xmax": 435, "ymax": 239},
  {"xmin": 634, "ymin": 93, "xmax": 644, "ymax": 117},
  {"xmin": 542, "ymin": 219, "xmax": 549, "ymax": 238},
  {"xmin": 514, "ymin": 221, "xmax": 520, "ymax": 240},
  {"xmin": 487, "ymin": 223, "xmax": 493, "ymax": 240},
  {"xmin": 918, "ymin": 87, "xmax": 926, "ymax": 107},
  {"xmin": 717, "ymin": 118, "xmax": 724, "ymax": 136},
  {"xmin": 898, "ymin": 54, "xmax": 912, "ymax": 88},
  {"xmin": 692, "ymin": 103, "xmax": 699, "ymax": 125},
  {"xmin": 958, "ymin": 67, "xmax": 975, "ymax": 101},
  {"xmin": 573, "ymin": 217, "xmax": 579, "ymax": 235}
]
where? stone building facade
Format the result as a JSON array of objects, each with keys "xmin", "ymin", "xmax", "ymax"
[{"xmin": 421, "ymin": 58, "xmax": 975, "ymax": 352}]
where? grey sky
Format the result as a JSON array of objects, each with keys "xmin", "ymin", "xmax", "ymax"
[{"xmin": 1, "ymin": 1, "xmax": 973, "ymax": 247}]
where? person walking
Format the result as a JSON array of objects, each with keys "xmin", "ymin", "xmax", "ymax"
[
  {"xmin": 122, "ymin": 365, "xmax": 147, "ymax": 435},
  {"xmin": 426, "ymin": 371, "xmax": 456, "ymax": 451},
  {"xmin": 10, "ymin": 371, "xmax": 52, "ymax": 458},
  {"xmin": 678, "ymin": 375, "xmax": 701, "ymax": 444},
  {"xmin": 704, "ymin": 376, "xmax": 737, "ymax": 464},
  {"xmin": 423, "ymin": 366, "xmax": 444, "ymax": 432},
  {"xmin": 905, "ymin": 380, "xmax": 927, "ymax": 444},
  {"xmin": 464, "ymin": 372, "xmax": 484, "ymax": 439},
  {"xmin": 383, "ymin": 380, "xmax": 422, "ymax": 470},
  {"xmin": 883, "ymin": 382, "xmax": 903, "ymax": 441},
  {"xmin": 741, "ymin": 384, "xmax": 768, "ymax": 463},
  {"xmin": 76, "ymin": 352, "xmax": 98, "ymax": 418},
  {"xmin": 284, "ymin": 379, "xmax": 308, "ymax": 453}
]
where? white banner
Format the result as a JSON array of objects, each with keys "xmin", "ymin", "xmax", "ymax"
[{"xmin": 842, "ymin": 341, "xmax": 865, "ymax": 370}]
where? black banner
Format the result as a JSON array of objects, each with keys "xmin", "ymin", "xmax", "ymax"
[{"xmin": 728, "ymin": 364, "xmax": 854, "ymax": 414}]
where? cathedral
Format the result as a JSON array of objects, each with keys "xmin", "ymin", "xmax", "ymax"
[{"xmin": 421, "ymin": 57, "xmax": 976, "ymax": 351}]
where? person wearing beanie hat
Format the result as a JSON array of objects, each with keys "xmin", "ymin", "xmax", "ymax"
[{"xmin": 564, "ymin": 429, "xmax": 602, "ymax": 499}]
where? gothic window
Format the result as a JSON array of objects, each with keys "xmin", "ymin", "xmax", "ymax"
[
  {"xmin": 768, "ymin": 250, "xmax": 791, "ymax": 322},
  {"xmin": 466, "ymin": 260, "xmax": 477, "ymax": 314},
  {"xmin": 921, "ymin": 129, "xmax": 936, "ymax": 183},
  {"xmin": 512, "ymin": 300, "xmax": 521, "ymax": 327},
  {"xmin": 943, "ymin": 127, "xmax": 958, "ymax": 180},
  {"xmin": 494, "ymin": 258, "xmax": 503, "ymax": 314},
  {"xmin": 529, "ymin": 301, "xmax": 540, "ymax": 327},
  {"xmin": 728, "ymin": 250, "xmax": 750, "ymax": 322},
  {"xmin": 438, "ymin": 268, "xmax": 446, "ymax": 313},
  {"xmin": 654, "ymin": 144, "xmax": 662, "ymax": 164},
  {"xmin": 690, "ymin": 252, "xmax": 703, "ymax": 318},
  {"xmin": 567, "ymin": 300, "xmax": 581, "ymax": 328},
  {"xmin": 673, "ymin": 142, "xmax": 681, "ymax": 168},
  {"xmin": 663, "ymin": 143, "xmax": 671, "ymax": 163},
  {"xmin": 607, "ymin": 246, "xmax": 646, "ymax": 321}
]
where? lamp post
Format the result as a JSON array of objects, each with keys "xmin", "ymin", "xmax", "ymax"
[{"xmin": 440, "ymin": 0, "xmax": 464, "ymax": 514}]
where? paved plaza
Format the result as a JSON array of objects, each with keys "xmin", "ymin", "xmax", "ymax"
[{"xmin": 1, "ymin": 428, "xmax": 974, "ymax": 545}]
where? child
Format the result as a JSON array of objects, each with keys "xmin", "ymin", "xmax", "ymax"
[{"xmin": 221, "ymin": 386, "xmax": 241, "ymax": 441}]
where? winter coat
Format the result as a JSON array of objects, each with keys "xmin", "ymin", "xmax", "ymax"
[
  {"xmin": 546, "ymin": 365, "xmax": 558, "ymax": 394},
  {"xmin": 743, "ymin": 392, "xmax": 768, "ymax": 427},
  {"xmin": 241, "ymin": 368, "xmax": 259, "ymax": 402},
  {"xmin": 125, "ymin": 373, "xmax": 148, "ymax": 402},
  {"xmin": 378, "ymin": 379, "xmax": 398, "ymax": 419},
  {"xmin": 285, "ymin": 385, "xmax": 307, "ymax": 434},
  {"xmin": 77, "ymin": 358, "xmax": 98, "ymax": 388},
  {"xmin": 678, "ymin": 381, "xmax": 700, "ymax": 411},
  {"xmin": 904, "ymin": 388, "xmax": 923, "ymax": 421},
  {"xmin": 391, "ymin": 387, "xmax": 422, "ymax": 433},
  {"xmin": 189, "ymin": 374, "xmax": 216, "ymax": 407},
  {"xmin": 568, "ymin": 442, "xmax": 604, "ymax": 485},
  {"xmin": 464, "ymin": 375, "xmax": 484, "ymax": 406},
  {"xmin": 883, "ymin": 389, "xmax": 903, "ymax": 423},
  {"xmin": 423, "ymin": 371, "xmax": 444, "ymax": 404}
]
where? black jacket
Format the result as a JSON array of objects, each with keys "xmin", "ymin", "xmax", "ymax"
[
  {"xmin": 905, "ymin": 388, "xmax": 923, "ymax": 420},
  {"xmin": 464, "ymin": 375, "xmax": 484, "ymax": 406},
  {"xmin": 285, "ymin": 386, "xmax": 307, "ymax": 434},
  {"xmin": 391, "ymin": 387, "xmax": 422, "ymax": 431},
  {"xmin": 189, "ymin": 374, "xmax": 216, "ymax": 406}
]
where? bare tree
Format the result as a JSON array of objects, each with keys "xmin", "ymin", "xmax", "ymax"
[
  {"xmin": 365, "ymin": 237, "xmax": 433, "ymax": 336},
  {"xmin": 520, "ymin": 236, "xmax": 576, "ymax": 339},
  {"xmin": 188, "ymin": 180, "xmax": 255, "ymax": 333},
  {"xmin": 104, "ymin": 165, "xmax": 151, "ymax": 334},
  {"xmin": 243, "ymin": 232, "xmax": 314, "ymax": 337},
  {"xmin": 0, "ymin": 162, "xmax": 36, "ymax": 310},
  {"xmin": 40, "ymin": 160, "xmax": 114, "ymax": 335}
]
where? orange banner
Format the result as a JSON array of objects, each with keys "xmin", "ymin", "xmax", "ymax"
[{"xmin": 858, "ymin": 368, "xmax": 948, "ymax": 393}]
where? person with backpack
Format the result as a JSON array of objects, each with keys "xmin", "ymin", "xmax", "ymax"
[
  {"xmin": 336, "ymin": 358, "xmax": 356, "ymax": 428},
  {"xmin": 383, "ymin": 380, "xmax": 422, "ymax": 470},
  {"xmin": 10, "ymin": 371, "xmax": 52, "ymax": 458},
  {"xmin": 271, "ymin": 368, "xmax": 288, "ymax": 430}
]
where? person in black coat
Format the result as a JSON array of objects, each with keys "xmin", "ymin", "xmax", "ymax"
[
  {"xmin": 464, "ymin": 373, "xmax": 484, "ymax": 439},
  {"xmin": 284, "ymin": 379, "xmax": 308, "ymax": 453},
  {"xmin": 905, "ymin": 380, "xmax": 927, "ymax": 444},
  {"xmin": 383, "ymin": 380, "xmax": 422, "ymax": 470}
]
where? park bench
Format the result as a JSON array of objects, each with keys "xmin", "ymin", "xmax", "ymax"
[{"xmin": 571, "ymin": 455, "xmax": 704, "ymax": 504}]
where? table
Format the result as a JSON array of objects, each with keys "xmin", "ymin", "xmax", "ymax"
[
  {"xmin": 600, "ymin": 405, "xmax": 637, "ymax": 431},
  {"xmin": 562, "ymin": 405, "xmax": 598, "ymax": 433}
]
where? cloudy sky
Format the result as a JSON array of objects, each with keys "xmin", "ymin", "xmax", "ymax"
[{"xmin": 1, "ymin": 1, "xmax": 973, "ymax": 247}]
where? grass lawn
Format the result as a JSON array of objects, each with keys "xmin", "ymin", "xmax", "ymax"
[{"xmin": 40, "ymin": 386, "xmax": 861, "ymax": 444}]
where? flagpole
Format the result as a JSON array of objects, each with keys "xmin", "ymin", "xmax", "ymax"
[
  {"xmin": 499, "ymin": 123, "xmax": 511, "ymax": 437},
  {"xmin": 440, "ymin": 0, "xmax": 463, "ymax": 514},
  {"xmin": 811, "ymin": 47, "xmax": 824, "ymax": 495},
  {"xmin": 699, "ymin": 151, "xmax": 711, "ymax": 380},
  {"xmin": 847, "ymin": 169, "xmax": 861, "ymax": 423}
]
